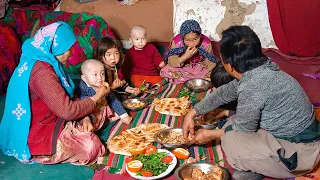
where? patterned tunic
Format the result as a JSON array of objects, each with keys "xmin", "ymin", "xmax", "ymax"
[{"xmin": 28, "ymin": 61, "xmax": 95, "ymax": 155}]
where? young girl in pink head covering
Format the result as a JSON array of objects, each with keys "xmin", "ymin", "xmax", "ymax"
[{"xmin": 161, "ymin": 19, "xmax": 219, "ymax": 84}]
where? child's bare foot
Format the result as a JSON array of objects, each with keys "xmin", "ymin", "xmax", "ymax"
[{"xmin": 121, "ymin": 116, "xmax": 132, "ymax": 124}]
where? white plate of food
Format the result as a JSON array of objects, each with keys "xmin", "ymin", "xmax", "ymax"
[{"xmin": 126, "ymin": 149, "xmax": 177, "ymax": 180}]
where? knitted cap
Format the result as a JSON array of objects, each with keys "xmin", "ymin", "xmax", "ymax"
[{"xmin": 179, "ymin": 19, "xmax": 202, "ymax": 39}]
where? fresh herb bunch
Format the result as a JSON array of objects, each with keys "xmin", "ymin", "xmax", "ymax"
[
  {"xmin": 139, "ymin": 80, "xmax": 152, "ymax": 92},
  {"xmin": 134, "ymin": 152, "xmax": 170, "ymax": 176},
  {"xmin": 177, "ymin": 87, "xmax": 191, "ymax": 98}
]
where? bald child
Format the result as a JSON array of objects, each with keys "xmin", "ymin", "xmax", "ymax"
[
  {"xmin": 117, "ymin": 25, "xmax": 165, "ymax": 87},
  {"xmin": 79, "ymin": 59, "xmax": 132, "ymax": 124}
]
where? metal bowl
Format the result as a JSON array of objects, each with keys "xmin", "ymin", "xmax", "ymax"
[
  {"xmin": 184, "ymin": 78, "xmax": 213, "ymax": 93},
  {"xmin": 154, "ymin": 128, "xmax": 190, "ymax": 149},
  {"xmin": 194, "ymin": 114, "xmax": 220, "ymax": 130},
  {"xmin": 122, "ymin": 98, "xmax": 148, "ymax": 111},
  {"xmin": 174, "ymin": 162, "xmax": 230, "ymax": 180}
]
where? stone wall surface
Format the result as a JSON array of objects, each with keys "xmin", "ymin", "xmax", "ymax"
[{"xmin": 174, "ymin": 0, "xmax": 276, "ymax": 48}]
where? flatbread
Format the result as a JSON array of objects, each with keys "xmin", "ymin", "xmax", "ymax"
[
  {"xmin": 107, "ymin": 123, "xmax": 169, "ymax": 156},
  {"xmin": 152, "ymin": 96, "xmax": 191, "ymax": 116}
]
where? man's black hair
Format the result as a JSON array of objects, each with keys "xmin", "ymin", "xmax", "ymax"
[{"xmin": 219, "ymin": 25, "xmax": 268, "ymax": 73}]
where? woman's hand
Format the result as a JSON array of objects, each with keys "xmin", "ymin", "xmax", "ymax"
[
  {"xmin": 189, "ymin": 129, "xmax": 225, "ymax": 145},
  {"xmin": 111, "ymin": 78, "xmax": 122, "ymax": 90},
  {"xmin": 82, "ymin": 116, "xmax": 94, "ymax": 132},
  {"xmin": 182, "ymin": 108, "xmax": 197, "ymax": 140},
  {"xmin": 91, "ymin": 85, "xmax": 110, "ymax": 103}
]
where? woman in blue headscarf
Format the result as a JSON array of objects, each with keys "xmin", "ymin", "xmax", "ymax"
[
  {"xmin": 0, "ymin": 22, "xmax": 110, "ymax": 165},
  {"xmin": 160, "ymin": 19, "xmax": 220, "ymax": 84}
]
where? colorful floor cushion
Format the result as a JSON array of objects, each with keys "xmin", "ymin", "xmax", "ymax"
[
  {"xmin": 0, "ymin": 20, "xmax": 21, "ymax": 95},
  {"xmin": 4, "ymin": 9, "xmax": 115, "ymax": 75}
]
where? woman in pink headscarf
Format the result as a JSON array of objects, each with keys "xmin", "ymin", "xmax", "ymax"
[{"xmin": 0, "ymin": 22, "xmax": 109, "ymax": 165}]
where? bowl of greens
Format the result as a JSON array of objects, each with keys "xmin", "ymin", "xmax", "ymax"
[{"xmin": 126, "ymin": 149, "xmax": 177, "ymax": 180}]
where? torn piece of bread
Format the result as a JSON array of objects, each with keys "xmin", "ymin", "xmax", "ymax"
[{"xmin": 103, "ymin": 82, "xmax": 109, "ymax": 88}]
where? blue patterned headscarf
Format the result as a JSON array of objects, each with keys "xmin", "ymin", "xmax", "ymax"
[
  {"xmin": 0, "ymin": 22, "xmax": 76, "ymax": 163},
  {"xmin": 163, "ymin": 19, "xmax": 219, "ymax": 63}
]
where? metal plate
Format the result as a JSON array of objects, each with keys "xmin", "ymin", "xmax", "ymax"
[
  {"xmin": 154, "ymin": 128, "xmax": 190, "ymax": 149},
  {"xmin": 174, "ymin": 162, "xmax": 230, "ymax": 180},
  {"xmin": 122, "ymin": 98, "xmax": 148, "ymax": 111},
  {"xmin": 184, "ymin": 78, "xmax": 213, "ymax": 93}
]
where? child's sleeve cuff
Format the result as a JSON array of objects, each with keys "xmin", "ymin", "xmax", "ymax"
[
  {"xmin": 225, "ymin": 125, "xmax": 233, "ymax": 132},
  {"xmin": 120, "ymin": 113, "xmax": 129, "ymax": 119}
]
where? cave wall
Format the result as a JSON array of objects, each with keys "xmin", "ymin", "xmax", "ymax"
[
  {"xmin": 174, "ymin": 0, "xmax": 276, "ymax": 48},
  {"xmin": 60, "ymin": 0, "xmax": 174, "ymax": 42}
]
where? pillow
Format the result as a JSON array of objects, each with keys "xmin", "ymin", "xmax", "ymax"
[
  {"xmin": 315, "ymin": 107, "xmax": 320, "ymax": 121},
  {"xmin": 0, "ymin": 21, "xmax": 21, "ymax": 95}
]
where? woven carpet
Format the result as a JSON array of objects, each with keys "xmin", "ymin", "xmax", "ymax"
[{"xmin": 98, "ymin": 79, "xmax": 225, "ymax": 176}]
